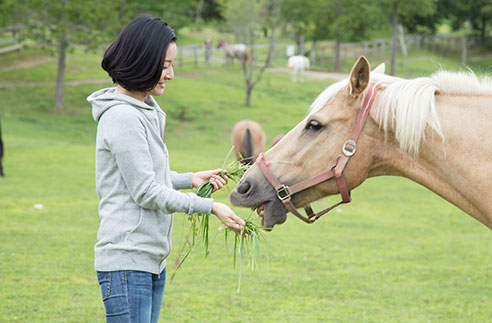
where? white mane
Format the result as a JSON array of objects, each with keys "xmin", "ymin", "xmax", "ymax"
[{"xmin": 309, "ymin": 70, "xmax": 492, "ymax": 155}]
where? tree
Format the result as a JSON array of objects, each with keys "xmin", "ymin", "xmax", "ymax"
[
  {"xmin": 11, "ymin": 0, "xmax": 133, "ymax": 110},
  {"xmin": 310, "ymin": 0, "xmax": 382, "ymax": 71},
  {"xmin": 379, "ymin": 0, "xmax": 437, "ymax": 75},
  {"xmin": 281, "ymin": 0, "xmax": 382, "ymax": 71},
  {"xmin": 222, "ymin": 0, "xmax": 279, "ymax": 106}
]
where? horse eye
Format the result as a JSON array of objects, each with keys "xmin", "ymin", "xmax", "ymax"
[{"xmin": 305, "ymin": 120, "xmax": 324, "ymax": 132}]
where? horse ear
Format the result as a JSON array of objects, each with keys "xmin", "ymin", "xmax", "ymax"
[
  {"xmin": 372, "ymin": 63, "xmax": 385, "ymax": 74},
  {"xmin": 348, "ymin": 56, "xmax": 370, "ymax": 98}
]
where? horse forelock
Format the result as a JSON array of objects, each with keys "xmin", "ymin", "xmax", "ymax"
[
  {"xmin": 308, "ymin": 70, "xmax": 492, "ymax": 156},
  {"xmin": 309, "ymin": 79, "xmax": 348, "ymax": 114}
]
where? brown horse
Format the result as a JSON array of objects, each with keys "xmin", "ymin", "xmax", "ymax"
[
  {"xmin": 230, "ymin": 56, "xmax": 492, "ymax": 230},
  {"xmin": 217, "ymin": 39, "xmax": 249, "ymax": 67},
  {"xmin": 231, "ymin": 120, "xmax": 266, "ymax": 165}
]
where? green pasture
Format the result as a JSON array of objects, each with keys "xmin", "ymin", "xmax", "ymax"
[{"xmin": 0, "ymin": 47, "xmax": 491, "ymax": 322}]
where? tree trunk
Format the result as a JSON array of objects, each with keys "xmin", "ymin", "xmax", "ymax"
[
  {"xmin": 245, "ymin": 83, "xmax": 252, "ymax": 106},
  {"xmin": 461, "ymin": 35, "xmax": 467, "ymax": 65},
  {"xmin": 398, "ymin": 24, "xmax": 410, "ymax": 78},
  {"xmin": 334, "ymin": 39, "xmax": 341, "ymax": 72},
  {"xmin": 267, "ymin": 27, "xmax": 275, "ymax": 67},
  {"xmin": 334, "ymin": 2, "xmax": 341, "ymax": 71},
  {"xmin": 243, "ymin": 48, "xmax": 253, "ymax": 106},
  {"xmin": 54, "ymin": 30, "xmax": 68, "ymax": 110},
  {"xmin": 481, "ymin": 17, "xmax": 486, "ymax": 41},
  {"xmin": 194, "ymin": 0, "xmax": 205, "ymax": 25},
  {"xmin": 299, "ymin": 35, "xmax": 305, "ymax": 56},
  {"xmin": 390, "ymin": 3, "xmax": 398, "ymax": 76}
]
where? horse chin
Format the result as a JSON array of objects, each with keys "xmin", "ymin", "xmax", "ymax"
[
  {"xmin": 229, "ymin": 185, "xmax": 287, "ymax": 230},
  {"xmin": 261, "ymin": 199, "xmax": 287, "ymax": 230}
]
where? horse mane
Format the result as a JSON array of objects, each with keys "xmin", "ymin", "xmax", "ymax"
[
  {"xmin": 241, "ymin": 128, "xmax": 254, "ymax": 165},
  {"xmin": 310, "ymin": 70, "xmax": 492, "ymax": 155}
]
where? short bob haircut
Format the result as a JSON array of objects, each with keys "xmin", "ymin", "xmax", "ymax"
[{"xmin": 102, "ymin": 16, "xmax": 176, "ymax": 92}]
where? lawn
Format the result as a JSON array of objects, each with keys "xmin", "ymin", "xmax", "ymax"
[{"xmin": 0, "ymin": 46, "xmax": 491, "ymax": 322}]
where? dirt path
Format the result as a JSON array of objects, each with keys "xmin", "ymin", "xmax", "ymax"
[
  {"xmin": 0, "ymin": 79, "xmax": 110, "ymax": 88},
  {"xmin": 267, "ymin": 67, "xmax": 347, "ymax": 81},
  {"xmin": 0, "ymin": 57, "xmax": 56, "ymax": 73}
]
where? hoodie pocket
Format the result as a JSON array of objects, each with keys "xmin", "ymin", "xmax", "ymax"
[{"xmin": 125, "ymin": 209, "xmax": 143, "ymax": 239}]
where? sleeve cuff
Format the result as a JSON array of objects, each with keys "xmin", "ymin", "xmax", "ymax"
[
  {"xmin": 172, "ymin": 172, "xmax": 193, "ymax": 190},
  {"xmin": 189, "ymin": 195, "xmax": 214, "ymax": 215}
]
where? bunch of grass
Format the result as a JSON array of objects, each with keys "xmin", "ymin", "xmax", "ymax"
[
  {"xmin": 225, "ymin": 216, "xmax": 265, "ymax": 293},
  {"xmin": 171, "ymin": 154, "xmax": 252, "ymax": 282}
]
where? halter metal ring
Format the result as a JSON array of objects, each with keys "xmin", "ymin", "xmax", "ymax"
[
  {"xmin": 276, "ymin": 185, "xmax": 291, "ymax": 201},
  {"xmin": 342, "ymin": 140, "xmax": 357, "ymax": 157}
]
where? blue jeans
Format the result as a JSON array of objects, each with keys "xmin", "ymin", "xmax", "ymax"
[{"xmin": 97, "ymin": 269, "xmax": 166, "ymax": 323}]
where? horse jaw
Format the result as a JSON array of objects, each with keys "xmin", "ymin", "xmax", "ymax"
[{"xmin": 229, "ymin": 165, "xmax": 287, "ymax": 229}]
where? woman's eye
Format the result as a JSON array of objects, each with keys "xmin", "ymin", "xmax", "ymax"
[{"xmin": 305, "ymin": 120, "xmax": 324, "ymax": 131}]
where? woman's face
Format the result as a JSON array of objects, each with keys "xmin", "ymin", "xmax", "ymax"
[{"xmin": 148, "ymin": 42, "xmax": 177, "ymax": 97}]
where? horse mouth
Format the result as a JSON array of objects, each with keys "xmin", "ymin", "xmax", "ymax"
[
  {"xmin": 233, "ymin": 198, "xmax": 286, "ymax": 230},
  {"xmin": 229, "ymin": 172, "xmax": 288, "ymax": 229},
  {"xmin": 255, "ymin": 204, "xmax": 266, "ymax": 227}
]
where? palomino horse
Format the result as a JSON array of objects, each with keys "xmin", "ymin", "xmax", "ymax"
[
  {"xmin": 230, "ymin": 56, "xmax": 492, "ymax": 230},
  {"xmin": 287, "ymin": 55, "xmax": 310, "ymax": 82},
  {"xmin": 231, "ymin": 120, "xmax": 266, "ymax": 165},
  {"xmin": 217, "ymin": 39, "xmax": 249, "ymax": 67}
]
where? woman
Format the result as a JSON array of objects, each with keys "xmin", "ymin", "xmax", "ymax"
[{"xmin": 87, "ymin": 16, "xmax": 245, "ymax": 322}]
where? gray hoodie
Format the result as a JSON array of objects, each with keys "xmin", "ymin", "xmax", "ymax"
[{"xmin": 87, "ymin": 87, "xmax": 213, "ymax": 274}]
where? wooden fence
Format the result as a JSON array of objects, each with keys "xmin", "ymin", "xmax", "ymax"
[
  {"xmin": 174, "ymin": 42, "xmax": 290, "ymax": 69},
  {"xmin": 309, "ymin": 34, "xmax": 482, "ymax": 68},
  {"xmin": 0, "ymin": 30, "xmax": 482, "ymax": 70}
]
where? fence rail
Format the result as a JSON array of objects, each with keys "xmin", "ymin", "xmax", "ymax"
[
  {"xmin": 175, "ymin": 34, "xmax": 483, "ymax": 71},
  {"xmin": 309, "ymin": 34, "xmax": 482, "ymax": 68}
]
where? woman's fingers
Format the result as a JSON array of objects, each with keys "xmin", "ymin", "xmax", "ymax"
[
  {"xmin": 210, "ymin": 175, "xmax": 227, "ymax": 192},
  {"xmin": 224, "ymin": 220, "xmax": 243, "ymax": 235}
]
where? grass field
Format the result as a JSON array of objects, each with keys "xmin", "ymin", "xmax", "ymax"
[{"xmin": 0, "ymin": 45, "xmax": 491, "ymax": 322}]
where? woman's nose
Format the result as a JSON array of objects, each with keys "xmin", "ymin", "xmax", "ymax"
[{"xmin": 166, "ymin": 66, "xmax": 174, "ymax": 80}]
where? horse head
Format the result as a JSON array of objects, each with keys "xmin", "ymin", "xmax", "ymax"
[
  {"xmin": 230, "ymin": 56, "xmax": 387, "ymax": 229},
  {"xmin": 217, "ymin": 39, "xmax": 228, "ymax": 49}
]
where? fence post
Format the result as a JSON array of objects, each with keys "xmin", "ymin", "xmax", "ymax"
[
  {"xmin": 193, "ymin": 47, "xmax": 198, "ymax": 68},
  {"xmin": 178, "ymin": 50, "xmax": 183, "ymax": 70},
  {"xmin": 461, "ymin": 36, "xmax": 467, "ymax": 65},
  {"xmin": 204, "ymin": 39, "xmax": 211, "ymax": 67}
]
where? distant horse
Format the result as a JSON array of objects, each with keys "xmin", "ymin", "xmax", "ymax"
[
  {"xmin": 231, "ymin": 120, "xmax": 266, "ymax": 165},
  {"xmin": 0, "ymin": 119, "xmax": 4, "ymax": 177},
  {"xmin": 287, "ymin": 55, "xmax": 310, "ymax": 82},
  {"xmin": 231, "ymin": 56, "xmax": 492, "ymax": 231},
  {"xmin": 217, "ymin": 39, "xmax": 249, "ymax": 67}
]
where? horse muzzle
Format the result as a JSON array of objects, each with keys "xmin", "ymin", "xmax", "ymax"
[{"xmin": 229, "ymin": 166, "xmax": 287, "ymax": 229}]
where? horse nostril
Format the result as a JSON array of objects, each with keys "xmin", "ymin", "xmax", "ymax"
[{"xmin": 236, "ymin": 180, "xmax": 251, "ymax": 195}]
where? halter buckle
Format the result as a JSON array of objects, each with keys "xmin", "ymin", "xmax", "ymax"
[
  {"xmin": 342, "ymin": 140, "xmax": 357, "ymax": 157},
  {"xmin": 276, "ymin": 185, "xmax": 291, "ymax": 201}
]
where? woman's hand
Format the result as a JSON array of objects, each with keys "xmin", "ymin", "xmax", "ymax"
[
  {"xmin": 192, "ymin": 169, "xmax": 228, "ymax": 192},
  {"xmin": 211, "ymin": 202, "xmax": 245, "ymax": 235}
]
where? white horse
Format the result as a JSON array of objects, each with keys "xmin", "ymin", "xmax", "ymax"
[
  {"xmin": 287, "ymin": 55, "xmax": 310, "ymax": 82},
  {"xmin": 217, "ymin": 39, "xmax": 249, "ymax": 67}
]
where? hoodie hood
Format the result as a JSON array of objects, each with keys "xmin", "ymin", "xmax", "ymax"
[{"xmin": 87, "ymin": 87, "xmax": 164, "ymax": 122}]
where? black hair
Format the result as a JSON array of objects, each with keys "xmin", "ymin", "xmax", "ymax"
[{"xmin": 102, "ymin": 16, "xmax": 176, "ymax": 92}]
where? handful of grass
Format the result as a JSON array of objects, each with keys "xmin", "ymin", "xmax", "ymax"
[
  {"xmin": 172, "ymin": 158, "xmax": 255, "ymax": 281},
  {"xmin": 225, "ymin": 217, "xmax": 265, "ymax": 293}
]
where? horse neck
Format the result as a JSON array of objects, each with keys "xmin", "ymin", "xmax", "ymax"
[
  {"xmin": 222, "ymin": 42, "xmax": 234, "ymax": 55},
  {"xmin": 368, "ymin": 94, "xmax": 492, "ymax": 229}
]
